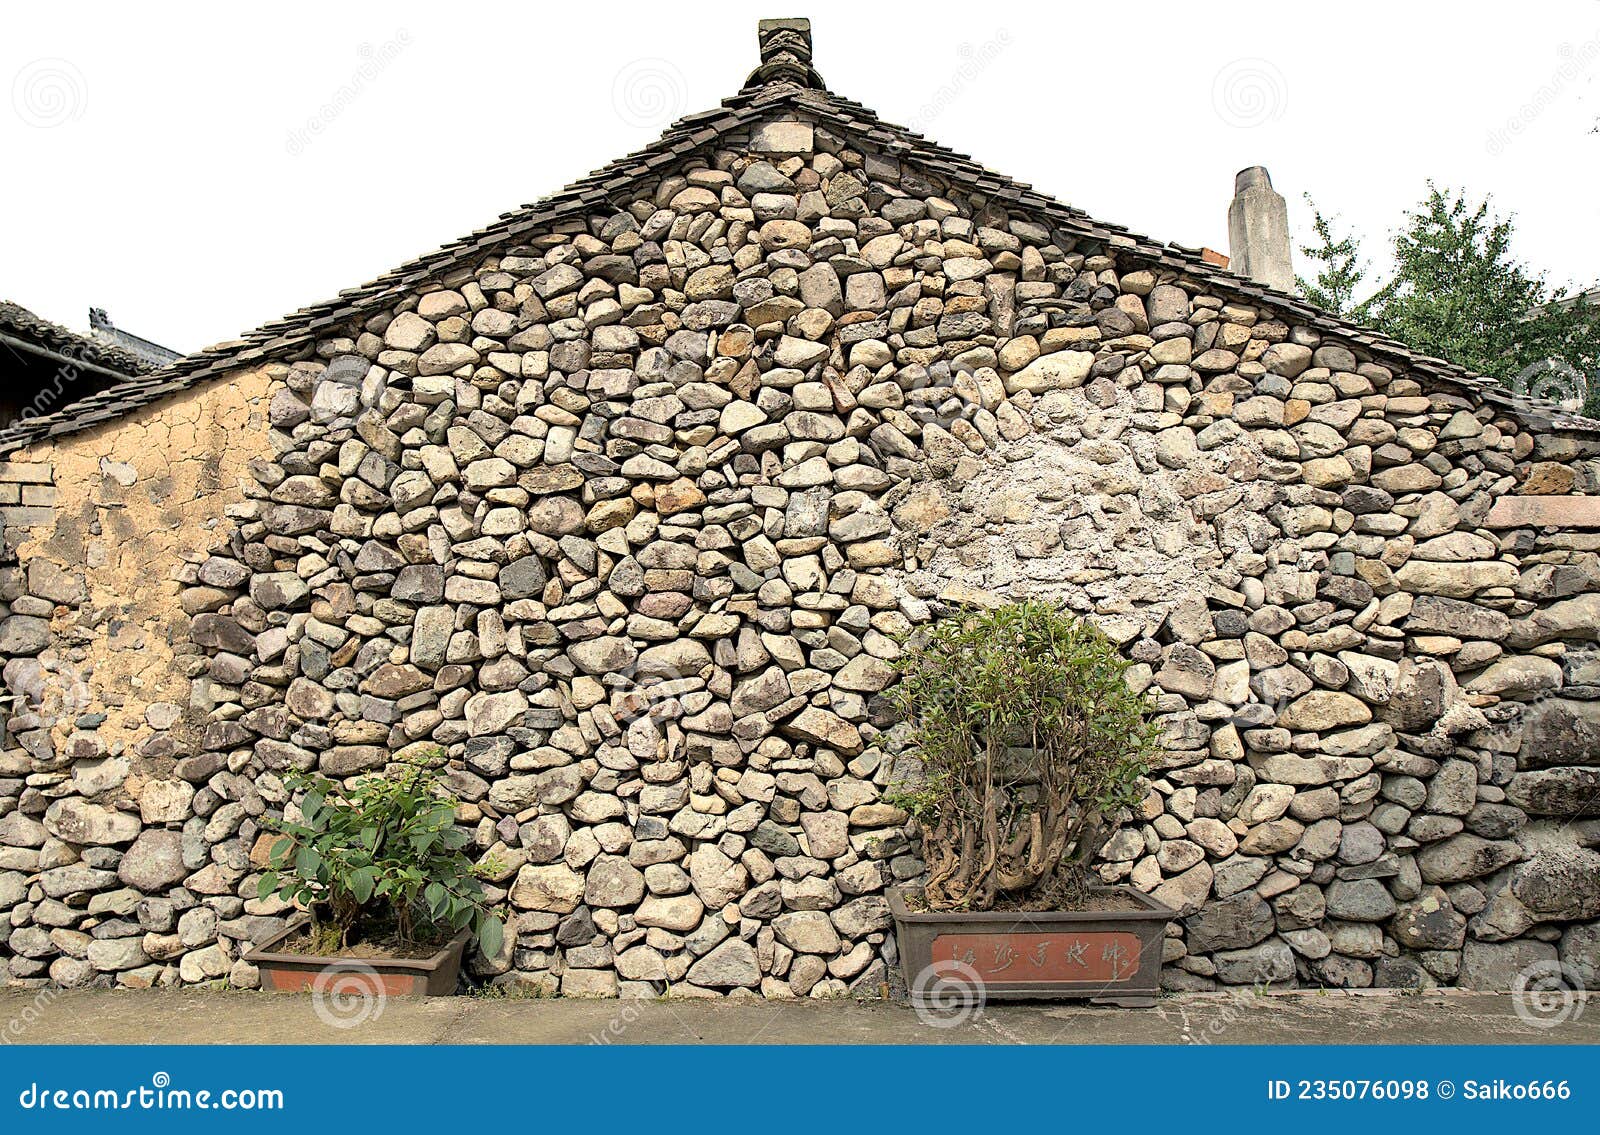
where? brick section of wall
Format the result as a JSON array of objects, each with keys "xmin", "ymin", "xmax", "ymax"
[{"xmin": 0, "ymin": 461, "xmax": 56, "ymax": 563}]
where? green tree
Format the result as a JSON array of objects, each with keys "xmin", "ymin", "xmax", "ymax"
[
  {"xmin": 1295, "ymin": 198, "xmax": 1374, "ymax": 323},
  {"xmin": 1296, "ymin": 185, "xmax": 1600, "ymax": 410}
]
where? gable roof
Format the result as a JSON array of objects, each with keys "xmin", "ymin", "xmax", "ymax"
[
  {"xmin": 0, "ymin": 300, "xmax": 159, "ymax": 380},
  {"xmin": 3, "ymin": 21, "xmax": 1594, "ymax": 455}
]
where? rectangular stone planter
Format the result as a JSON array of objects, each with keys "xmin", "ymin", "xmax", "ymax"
[
  {"xmin": 889, "ymin": 885, "xmax": 1173, "ymax": 1008},
  {"xmin": 244, "ymin": 919, "xmax": 470, "ymax": 998}
]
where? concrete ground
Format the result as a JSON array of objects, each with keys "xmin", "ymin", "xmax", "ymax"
[{"xmin": 0, "ymin": 987, "xmax": 1592, "ymax": 1045}]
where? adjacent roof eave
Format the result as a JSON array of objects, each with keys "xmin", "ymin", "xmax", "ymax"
[
  {"xmin": 3, "ymin": 76, "xmax": 1595, "ymax": 456},
  {"xmin": 0, "ymin": 301, "xmax": 158, "ymax": 380}
]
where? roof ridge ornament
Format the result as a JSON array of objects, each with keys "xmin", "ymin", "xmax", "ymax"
[{"xmin": 745, "ymin": 18, "xmax": 825, "ymax": 90}]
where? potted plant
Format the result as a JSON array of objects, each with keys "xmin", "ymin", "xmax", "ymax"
[
  {"xmin": 244, "ymin": 753, "xmax": 504, "ymax": 997},
  {"xmin": 886, "ymin": 600, "xmax": 1173, "ymax": 1007}
]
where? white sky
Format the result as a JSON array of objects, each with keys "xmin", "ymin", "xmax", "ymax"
[{"xmin": 4, "ymin": 0, "xmax": 1598, "ymax": 355}]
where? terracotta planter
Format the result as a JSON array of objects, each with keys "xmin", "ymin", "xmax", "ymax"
[
  {"xmin": 889, "ymin": 885, "xmax": 1173, "ymax": 1008},
  {"xmin": 244, "ymin": 919, "xmax": 470, "ymax": 998}
]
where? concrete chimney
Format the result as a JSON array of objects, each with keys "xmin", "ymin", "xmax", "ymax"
[{"xmin": 1227, "ymin": 166, "xmax": 1294, "ymax": 294}]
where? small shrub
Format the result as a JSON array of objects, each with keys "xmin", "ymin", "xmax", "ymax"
[
  {"xmin": 258, "ymin": 753, "xmax": 504, "ymax": 957},
  {"xmin": 889, "ymin": 600, "xmax": 1155, "ymax": 911}
]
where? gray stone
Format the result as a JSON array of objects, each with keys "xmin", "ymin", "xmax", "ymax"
[
  {"xmin": 44, "ymin": 799, "xmax": 140, "ymax": 845},
  {"xmin": 687, "ymin": 938, "xmax": 760, "ymax": 988},
  {"xmin": 1391, "ymin": 890, "xmax": 1466, "ymax": 950},
  {"xmin": 117, "ymin": 830, "xmax": 188, "ymax": 891},
  {"xmin": 584, "ymin": 855, "xmax": 646, "ymax": 909},
  {"xmin": 1459, "ymin": 939, "xmax": 1557, "ymax": 991},
  {"xmin": 1417, "ymin": 835, "xmax": 1525, "ymax": 884},
  {"xmin": 773, "ymin": 910, "xmax": 841, "ymax": 955},
  {"xmin": 1507, "ymin": 768, "xmax": 1600, "ymax": 817},
  {"xmin": 1211, "ymin": 940, "xmax": 1296, "ymax": 986},
  {"xmin": 1517, "ymin": 700, "xmax": 1600, "ymax": 770},
  {"xmin": 1184, "ymin": 893, "xmax": 1274, "ymax": 952},
  {"xmin": 509, "ymin": 864, "xmax": 585, "ymax": 913},
  {"xmin": 1323, "ymin": 879, "xmax": 1396, "ymax": 922},
  {"xmin": 1511, "ymin": 846, "xmax": 1600, "ymax": 921}
]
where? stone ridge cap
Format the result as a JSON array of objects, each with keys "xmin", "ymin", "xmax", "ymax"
[{"xmin": 4, "ymin": 78, "xmax": 1596, "ymax": 456}]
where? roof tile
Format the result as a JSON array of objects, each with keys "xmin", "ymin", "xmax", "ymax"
[{"xmin": 4, "ymin": 69, "xmax": 1594, "ymax": 454}]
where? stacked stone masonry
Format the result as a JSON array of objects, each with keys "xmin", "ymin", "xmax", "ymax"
[{"xmin": 1, "ymin": 111, "xmax": 1598, "ymax": 998}]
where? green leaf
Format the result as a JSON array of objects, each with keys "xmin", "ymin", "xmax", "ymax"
[
  {"xmin": 267, "ymin": 836, "xmax": 294, "ymax": 868},
  {"xmin": 295, "ymin": 845, "xmax": 323, "ymax": 878},
  {"xmin": 477, "ymin": 916, "xmax": 504, "ymax": 957}
]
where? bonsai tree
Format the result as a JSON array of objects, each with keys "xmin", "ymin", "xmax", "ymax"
[
  {"xmin": 258, "ymin": 754, "xmax": 504, "ymax": 957},
  {"xmin": 889, "ymin": 600, "xmax": 1156, "ymax": 911}
]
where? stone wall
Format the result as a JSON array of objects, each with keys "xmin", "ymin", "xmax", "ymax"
[
  {"xmin": 0, "ymin": 373, "xmax": 274, "ymax": 985},
  {"xmin": 1, "ymin": 114, "xmax": 1597, "ymax": 996}
]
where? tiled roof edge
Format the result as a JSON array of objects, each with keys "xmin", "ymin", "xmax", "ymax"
[{"xmin": 4, "ymin": 79, "xmax": 1594, "ymax": 454}]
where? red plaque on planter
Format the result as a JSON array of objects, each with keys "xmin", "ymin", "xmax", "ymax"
[
  {"xmin": 891, "ymin": 888, "xmax": 1172, "ymax": 1005},
  {"xmin": 929, "ymin": 930, "xmax": 1142, "ymax": 984}
]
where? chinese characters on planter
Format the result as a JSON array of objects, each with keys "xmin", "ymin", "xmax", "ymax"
[{"xmin": 931, "ymin": 931, "xmax": 1141, "ymax": 984}]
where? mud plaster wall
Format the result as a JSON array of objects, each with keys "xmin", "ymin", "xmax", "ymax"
[{"xmin": 12, "ymin": 370, "xmax": 273, "ymax": 764}]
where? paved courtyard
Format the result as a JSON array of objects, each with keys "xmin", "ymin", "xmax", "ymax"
[{"xmin": 0, "ymin": 988, "xmax": 1591, "ymax": 1045}]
